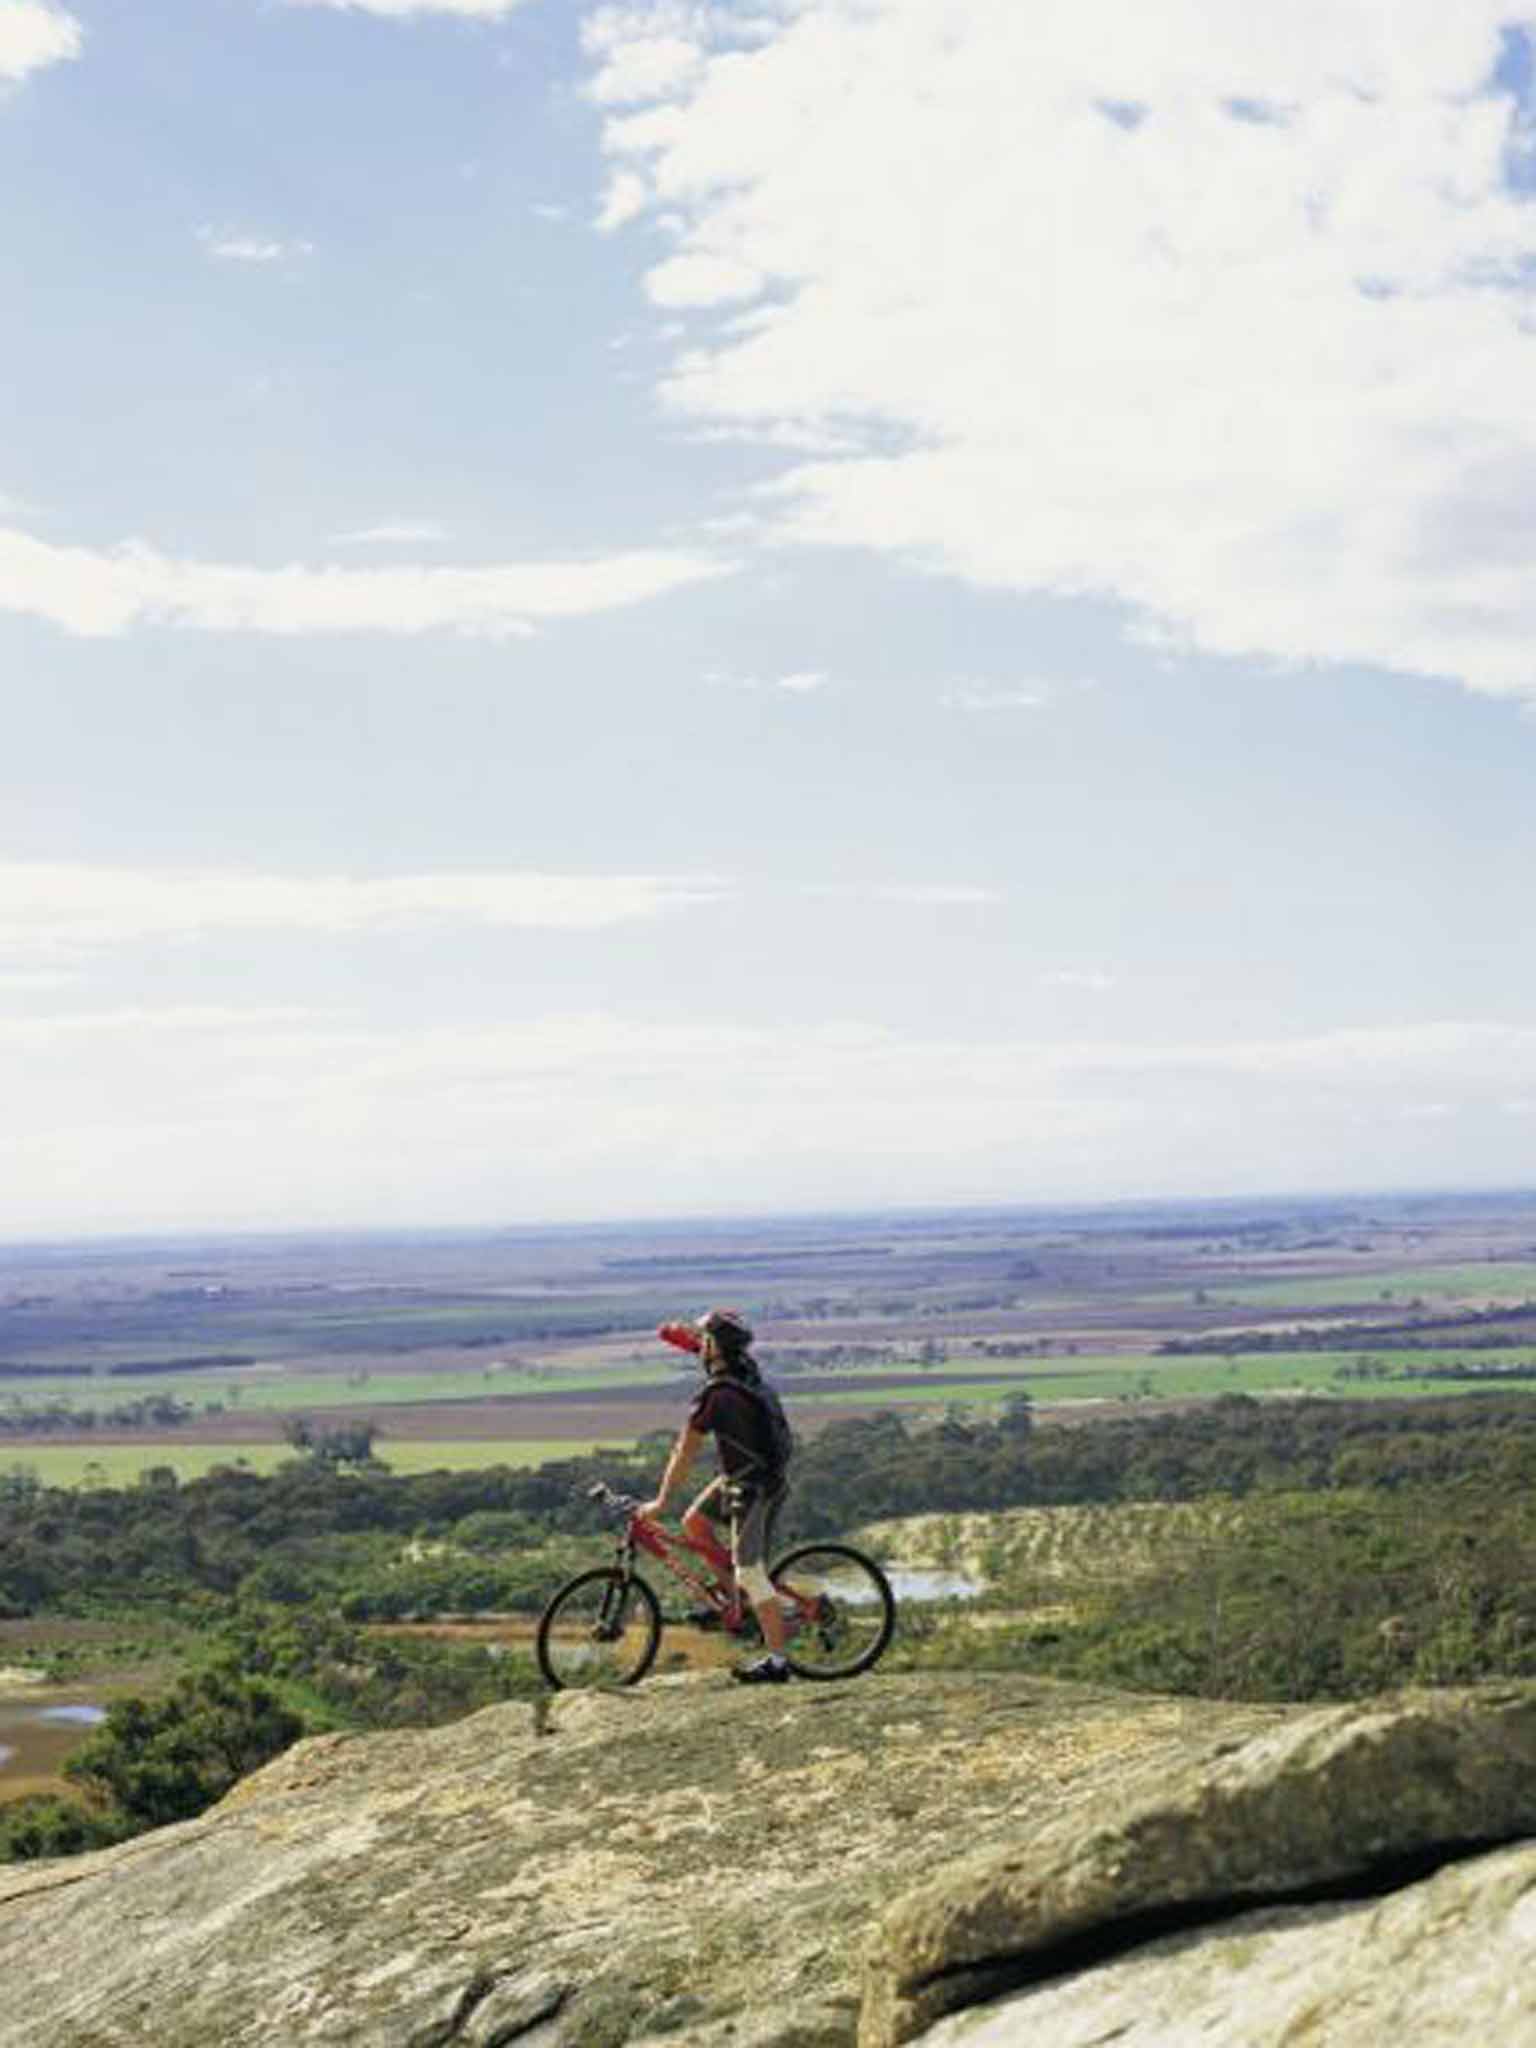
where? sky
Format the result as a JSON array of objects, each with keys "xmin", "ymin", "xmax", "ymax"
[{"xmin": 5, "ymin": 0, "xmax": 1536, "ymax": 1237}]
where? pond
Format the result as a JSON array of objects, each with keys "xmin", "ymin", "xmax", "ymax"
[
  {"xmin": 0, "ymin": 1697, "xmax": 108, "ymax": 1801},
  {"xmin": 884, "ymin": 1567, "xmax": 983, "ymax": 1603}
]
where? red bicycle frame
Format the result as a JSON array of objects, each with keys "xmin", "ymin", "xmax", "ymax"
[
  {"xmin": 628, "ymin": 1511, "xmax": 752, "ymax": 1630},
  {"xmin": 593, "ymin": 1486, "xmax": 815, "ymax": 1636}
]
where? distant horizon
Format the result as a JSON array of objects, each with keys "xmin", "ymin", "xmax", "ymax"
[{"xmin": 5, "ymin": 1178, "xmax": 1536, "ymax": 1259}]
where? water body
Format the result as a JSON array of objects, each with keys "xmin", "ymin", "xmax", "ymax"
[
  {"xmin": 884, "ymin": 1567, "xmax": 983, "ymax": 1602},
  {"xmin": 0, "ymin": 1698, "xmax": 108, "ymax": 1797}
]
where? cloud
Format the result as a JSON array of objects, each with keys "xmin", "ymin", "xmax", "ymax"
[
  {"xmin": 1040, "ymin": 969, "xmax": 1117, "ymax": 992},
  {"xmin": 197, "ymin": 229, "xmax": 315, "ymax": 264},
  {"xmin": 283, "ymin": 0, "xmax": 530, "ymax": 17},
  {"xmin": 584, "ymin": 9, "xmax": 707, "ymax": 106},
  {"xmin": 0, "ymin": 525, "xmax": 734, "ymax": 638},
  {"xmin": 703, "ymin": 665, "xmax": 833, "ymax": 693},
  {"xmin": 328, "ymin": 520, "xmax": 452, "ymax": 545},
  {"xmin": 871, "ymin": 885, "xmax": 1000, "ymax": 907},
  {"xmin": 0, "ymin": 864, "xmax": 729, "ymax": 957},
  {"xmin": 7, "ymin": 1007, "xmax": 1536, "ymax": 1231},
  {"xmin": 0, "ymin": 967, "xmax": 79, "ymax": 993},
  {"xmin": 941, "ymin": 685, "xmax": 1049, "ymax": 712},
  {"xmin": 645, "ymin": 253, "xmax": 766, "ymax": 307},
  {"xmin": 0, "ymin": 1, "xmax": 80, "ymax": 82},
  {"xmin": 800, "ymin": 882, "xmax": 1001, "ymax": 906},
  {"xmin": 589, "ymin": 3, "xmax": 1536, "ymax": 700},
  {"xmin": 597, "ymin": 170, "xmax": 650, "ymax": 231}
]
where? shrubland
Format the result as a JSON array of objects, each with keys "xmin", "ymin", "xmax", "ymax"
[{"xmin": 8, "ymin": 1390, "xmax": 1536, "ymax": 1861}]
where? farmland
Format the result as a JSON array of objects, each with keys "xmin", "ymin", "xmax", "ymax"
[{"xmin": 5, "ymin": 1187, "xmax": 1536, "ymax": 1488}]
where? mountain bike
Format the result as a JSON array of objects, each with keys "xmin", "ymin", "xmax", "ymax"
[{"xmin": 536, "ymin": 1482, "xmax": 896, "ymax": 1689}]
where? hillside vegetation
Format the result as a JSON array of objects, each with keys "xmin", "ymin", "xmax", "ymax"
[{"xmin": 8, "ymin": 1389, "xmax": 1536, "ymax": 1859}]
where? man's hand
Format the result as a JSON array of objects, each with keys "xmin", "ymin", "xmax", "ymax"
[{"xmin": 646, "ymin": 1423, "xmax": 703, "ymax": 1525}]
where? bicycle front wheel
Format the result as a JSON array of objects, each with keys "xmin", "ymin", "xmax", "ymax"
[
  {"xmin": 536, "ymin": 1567, "xmax": 662, "ymax": 1690},
  {"xmin": 771, "ymin": 1543, "xmax": 896, "ymax": 1680}
]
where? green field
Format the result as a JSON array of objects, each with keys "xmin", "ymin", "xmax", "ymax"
[
  {"xmin": 0, "ymin": 1440, "xmax": 605, "ymax": 1488},
  {"xmin": 0, "ymin": 1360, "xmax": 680, "ymax": 1413},
  {"xmin": 1211, "ymin": 1263, "xmax": 1536, "ymax": 1309},
  {"xmin": 8, "ymin": 1343, "xmax": 1534, "ymax": 1489},
  {"xmin": 798, "ymin": 1348, "xmax": 1536, "ymax": 1407}
]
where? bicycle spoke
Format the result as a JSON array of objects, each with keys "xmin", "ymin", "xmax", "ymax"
[
  {"xmin": 537, "ymin": 1568, "xmax": 661, "ymax": 1689},
  {"xmin": 771, "ymin": 1544, "xmax": 895, "ymax": 1680}
]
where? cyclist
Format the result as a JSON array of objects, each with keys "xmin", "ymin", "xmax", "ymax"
[{"xmin": 640, "ymin": 1308, "xmax": 795, "ymax": 1684}]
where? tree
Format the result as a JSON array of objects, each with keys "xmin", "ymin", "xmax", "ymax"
[
  {"xmin": 65, "ymin": 1670, "xmax": 303, "ymax": 1829},
  {"xmin": 998, "ymin": 1392, "xmax": 1035, "ymax": 1439},
  {"xmin": 0, "ymin": 1796, "xmax": 126, "ymax": 1863}
]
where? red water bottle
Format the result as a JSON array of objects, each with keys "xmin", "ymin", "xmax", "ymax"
[{"xmin": 658, "ymin": 1320, "xmax": 702, "ymax": 1355}]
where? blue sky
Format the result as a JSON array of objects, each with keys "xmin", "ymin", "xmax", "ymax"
[{"xmin": 4, "ymin": 0, "xmax": 1536, "ymax": 1235}]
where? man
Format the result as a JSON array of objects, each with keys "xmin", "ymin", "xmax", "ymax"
[{"xmin": 640, "ymin": 1308, "xmax": 795, "ymax": 1684}]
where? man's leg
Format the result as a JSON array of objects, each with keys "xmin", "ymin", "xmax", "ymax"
[
  {"xmin": 679, "ymin": 1478, "xmax": 735, "ymax": 1600},
  {"xmin": 732, "ymin": 1486, "xmax": 790, "ymax": 1679}
]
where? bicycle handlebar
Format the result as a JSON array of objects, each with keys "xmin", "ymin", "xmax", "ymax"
[{"xmin": 584, "ymin": 1480, "xmax": 643, "ymax": 1518}]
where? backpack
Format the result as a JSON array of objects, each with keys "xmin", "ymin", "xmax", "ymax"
[{"xmin": 734, "ymin": 1371, "xmax": 795, "ymax": 1478}]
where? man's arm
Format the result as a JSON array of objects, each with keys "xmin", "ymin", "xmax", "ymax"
[{"xmin": 640, "ymin": 1423, "xmax": 706, "ymax": 1520}]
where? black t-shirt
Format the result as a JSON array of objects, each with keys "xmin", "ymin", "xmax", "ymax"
[{"xmin": 688, "ymin": 1374, "xmax": 777, "ymax": 1481}]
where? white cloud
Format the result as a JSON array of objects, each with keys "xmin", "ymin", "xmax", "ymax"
[
  {"xmin": 585, "ymin": 24, "xmax": 703, "ymax": 106},
  {"xmin": 0, "ymin": 1, "xmax": 80, "ymax": 82},
  {"xmin": 0, "ymin": 865, "xmax": 729, "ymax": 957},
  {"xmin": 0, "ymin": 967, "xmax": 79, "ymax": 993},
  {"xmin": 597, "ymin": 170, "xmax": 650, "ymax": 231},
  {"xmin": 328, "ymin": 520, "xmax": 452, "ymax": 545},
  {"xmin": 7, "ymin": 1007, "xmax": 1535, "ymax": 1231},
  {"xmin": 645, "ymin": 253, "xmax": 766, "ymax": 308},
  {"xmin": 0, "ymin": 525, "xmax": 734, "ymax": 638},
  {"xmin": 703, "ymin": 665, "xmax": 834, "ymax": 692},
  {"xmin": 1040, "ymin": 969, "xmax": 1117, "ymax": 992},
  {"xmin": 871, "ymin": 885, "xmax": 1000, "ymax": 907},
  {"xmin": 942, "ymin": 685, "xmax": 1049, "ymax": 712},
  {"xmin": 197, "ymin": 229, "xmax": 315, "ymax": 265},
  {"xmin": 801, "ymin": 882, "xmax": 1001, "ymax": 906},
  {"xmin": 283, "ymin": 0, "xmax": 530, "ymax": 17},
  {"xmin": 590, "ymin": 2, "xmax": 1536, "ymax": 700}
]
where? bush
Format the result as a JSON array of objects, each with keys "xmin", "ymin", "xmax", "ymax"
[
  {"xmin": 65, "ymin": 1670, "xmax": 303, "ymax": 1829},
  {"xmin": 0, "ymin": 1794, "xmax": 127, "ymax": 1863}
]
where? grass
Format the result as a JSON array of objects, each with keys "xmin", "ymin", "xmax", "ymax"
[
  {"xmin": 0, "ymin": 1361, "xmax": 682, "ymax": 1413},
  {"xmin": 7, "ymin": 1349, "xmax": 1529, "ymax": 1474},
  {"xmin": 791, "ymin": 1351, "xmax": 1491, "ymax": 1406},
  {"xmin": 1209, "ymin": 1263, "xmax": 1536, "ymax": 1309},
  {"xmin": 0, "ymin": 1440, "xmax": 607, "ymax": 1488},
  {"xmin": 9, "ymin": 1342, "xmax": 1528, "ymax": 1492},
  {"xmin": 858, "ymin": 1498, "xmax": 1245, "ymax": 1592}
]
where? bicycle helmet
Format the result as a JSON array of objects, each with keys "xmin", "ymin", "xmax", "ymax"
[{"xmin": 698, "ymin": 1307, "xmax": 754, "ymax": 1357}]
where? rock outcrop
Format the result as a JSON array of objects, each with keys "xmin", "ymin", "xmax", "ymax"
[
  {"xmin": 912, "ymin": 1838, "xmax": 1536, "ymax": 2045},
  {"xmin": 863, "ymin": 1682, "xmax": 1536, "ymax": 2044},
  {"xmin": 1, "ymin": 1674, "xmax": 1534, "ymax": 2047}
]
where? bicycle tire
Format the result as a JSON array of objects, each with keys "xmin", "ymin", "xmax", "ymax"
[
  {"xmin": 770, "ymin": 1542, "xmax": 896, "ymax": 1680},
  {"xmin": 536, "ymin": 1567, "xmax": 662, "ymax": 1690}
]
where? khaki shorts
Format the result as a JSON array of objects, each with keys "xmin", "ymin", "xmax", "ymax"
[{"xmin": 694, "ymin": 1473, "xmax": 786, "ymax": 1571}]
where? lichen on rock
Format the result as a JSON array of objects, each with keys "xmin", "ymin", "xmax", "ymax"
[{"xmin": 2, "ymin": 1674, "xmax": 1535, "ymax": 2048}]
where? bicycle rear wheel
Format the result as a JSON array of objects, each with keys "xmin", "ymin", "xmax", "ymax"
[
  {"xmin": 536, "ymin": 1567, "xmax": 662, "ymax": 1690},
  {"xmin": 771, "ymin": 1543, "xmax": 896, "ymax": 1680}
]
